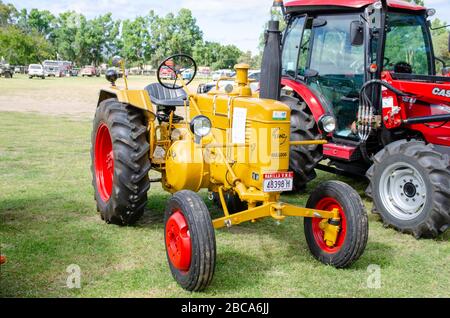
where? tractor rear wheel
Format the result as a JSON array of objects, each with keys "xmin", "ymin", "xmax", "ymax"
[
  {"xmin": 304, "ymin": 181, "xmax": 368, "ymax": 268},
  {"xmin": 280, "ymin": 95, "xmax": 322, "ymax": 192},
  {"xmin": 366, "ymin": 140, "xmax": 450, "ymax": 238},
  {"xmin": 165, "ymin": 190, "xmax": 216, "ymax": 292},
  {"xmin": 91, "ymin": 98, "xmax": 151, "ymax": 225}
]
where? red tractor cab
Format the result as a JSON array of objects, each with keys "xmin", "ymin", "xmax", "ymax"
[{"xmin": 260, "ymin": 0, "xmax": 450, "ymax": 238}]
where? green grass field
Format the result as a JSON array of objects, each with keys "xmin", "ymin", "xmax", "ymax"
[{"xmin": 0, "ymin": 76, "xmax": 449, "ymax": 298}]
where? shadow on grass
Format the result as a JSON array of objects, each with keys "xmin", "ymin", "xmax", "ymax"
[{"xmin": 208, "ymin": 250, "xmax": 269, "ymax": 293}]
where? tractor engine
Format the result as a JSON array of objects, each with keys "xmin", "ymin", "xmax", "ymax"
[{"xmin": 164, "ymin": 65, "xmax": 292, "ymax": 195}]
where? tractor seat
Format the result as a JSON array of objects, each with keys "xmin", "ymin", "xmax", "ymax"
[{"xmin": 145, "ymin": 83, "xmax": 189, "ymax": 107}]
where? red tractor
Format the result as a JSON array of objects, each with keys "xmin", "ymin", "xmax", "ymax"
[{"xmin": 260, "ymin": 0, "xmax": 450, "ymax": 238}]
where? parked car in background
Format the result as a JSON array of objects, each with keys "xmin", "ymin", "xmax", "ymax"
[
  {"xmin": 43, "ymin": 60, "xmax": 62, "ymax": 77},
  {"xmin": 28, "ymin": 64, "xmax": 45, "ymax": 79},
  {"xmin": 211, "ymin": 69, "xmax": 234, "ymax": 81},
  {"xmin": 70, "ymin": 68, "xmax": 80, "ymax": 77},
  {"xmin": 182, "ymin": 68, "xmax": 194, "ymax": 80},
  {"xmin": 159, "ymin": 66, "xmax": 176, "ymax": 80},
  {"xmin": 0, "ymin": 61, "xmax": 13, "ymax": 78},
  {"xmin": 80, "ymin": 66, "xmax": 100, "ymax": 77},
  {"xmin": 198, "ymin": 70, "xmax": 261, "ymax": 94}
]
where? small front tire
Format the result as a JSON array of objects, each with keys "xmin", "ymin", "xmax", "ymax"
[
  {"xmin": 304, "ymin": 181, "xmax": 368, "ymax": 268},
  {"xmin": 165, "ymin": 190, "xmax": 216, "ymax": 292}
]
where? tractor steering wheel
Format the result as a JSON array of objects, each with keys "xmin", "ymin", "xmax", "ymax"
[{"xmin": 157, "ymin": 54, "xmax": 197, "ymax": 90}]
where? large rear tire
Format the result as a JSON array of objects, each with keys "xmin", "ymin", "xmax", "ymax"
[
  {"xmin": 304, "ymin": 181, "xmax": 368, "ymax": 268},
  {"xmin": 91, "ymin": 99, "xmax": 151, "ymax": 225},
  {"xmin": 280, "ymin": 95, "xmax": 322, "ymax": 192},
  {"xmin": 366, "ymin": 140, "xmax": 450, "ymax": 238},
  {"xmin": 165, "ymin": 190, "xmax": 216, "ymax": 292}
]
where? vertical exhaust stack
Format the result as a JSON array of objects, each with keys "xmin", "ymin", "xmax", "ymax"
[{"xmin": 259, "ymin": 1, "xmax": 283, "ymax": 101}]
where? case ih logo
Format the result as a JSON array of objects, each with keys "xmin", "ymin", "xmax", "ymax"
[{"xmin": 432, "ymin": 88, "xmax": 450, "ymax": 98}]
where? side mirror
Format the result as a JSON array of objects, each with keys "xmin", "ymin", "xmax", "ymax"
[
  {"xmin": 312, "ymin": 18, "xmax": 327, "ymax": 28},
  {"xmin": 350, "ymin": 21, "xmax": 364, "ymax": 46},
  {"xmin": 112, "ymin": 56, "xmax": 123, "ymax": 68},
  {"xmin": 304, "ymin": 68, "xmax": 319, "ymax": 78}
]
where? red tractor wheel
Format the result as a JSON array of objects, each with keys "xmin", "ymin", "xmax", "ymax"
[
  {"xmin": 164, "ymin": 190, "xmax": 216, "ymax": 292},
  {"xmin": 94, "ymin": 123, "xmax": 114, "ymax": 202},
  {"xmin": 91, "ymin": 99, "xmax": 151, "ymax": 225},
  {"xmin": 311, "ymin": 197, "xmax": 347, "ymax": 253},
  {"xmin": 304, "ymin": 181, "xmax": 368, "ymax": 268}
]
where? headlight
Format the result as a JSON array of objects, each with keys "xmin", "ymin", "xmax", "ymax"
[
  {"xmin": 319, "ymin": 115, "xmax": 336, "ymax": 133},
  {"xmin": 190, "ymin": 115, "xmax": 211, "ymax": 138}
]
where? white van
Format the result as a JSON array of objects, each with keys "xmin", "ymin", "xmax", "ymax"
[{"xmin": 28, "ymin": 64, "xmax": 45, "ymax": 79}]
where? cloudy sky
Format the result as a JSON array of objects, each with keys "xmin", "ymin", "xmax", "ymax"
[{"xmin": 10, "ymin": 0, "xmax": 450, "ymax": 54}]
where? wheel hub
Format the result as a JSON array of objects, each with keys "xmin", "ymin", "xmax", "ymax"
[
  {"xmin": 379, "ymin": 162, "xmax": 427, "ymax": 220},
  {"xmin": 165, "ymin": 210, "xmax": 191, "ymax": 271},
  {"xmin": 94, "ymin": 123, "xmax": 114, "ymax": 202},
  {"xmin": 403, "ymin": 182, "xmax": 416, "ymax": 198},
  {"xmin": 311, "ymin": 197, "xmax": 346, "ymax": 253}
]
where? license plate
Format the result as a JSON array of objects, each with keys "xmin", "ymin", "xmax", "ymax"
[{"xmin": 263, "ymin": 172, "xmax": 294, "ymax": 192}]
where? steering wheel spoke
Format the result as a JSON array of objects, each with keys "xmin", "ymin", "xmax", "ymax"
[{"xmin": 157, "ymin": 54, "xmax": 197, "ymax": 90}]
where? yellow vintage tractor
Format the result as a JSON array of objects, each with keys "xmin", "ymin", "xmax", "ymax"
[{"xmin": 91, "ymin": 54, "xmax": 369, "ymax": 291}]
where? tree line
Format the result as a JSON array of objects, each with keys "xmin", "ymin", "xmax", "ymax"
[
  {"xmin": 0, "ymin": 1, "xmax": 261, "ymax": 69},
  {"xmin": 0, "ymin": 0, "xmax": 448, "ymax": 71}
]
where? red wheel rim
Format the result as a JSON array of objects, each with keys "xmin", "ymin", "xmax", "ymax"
[
  {"xmin": 166, "ymin": 210, "xmax": 191, "ymax": 271},
  {"xmin": 94, "ymin": 123, "xmax": 114, "ymax": 202},
  {"xmin": 311, "ymin": 197, "xmax": 347, "ymax": 253}
]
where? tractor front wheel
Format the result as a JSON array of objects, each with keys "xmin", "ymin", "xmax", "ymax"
[
  {"xmin": 91, "ymin": 99, "xmax": 150, "ymax": 225},
  {"xmin": 366, "ymin": 140, "xmax": 450, "ymax": 238},
  {"xmin": 165, "ymin": 190, "xmax": 216, "ymax": 292},
  {"xmin": 304, "ymin": 181, "xmax": 368, "ymax": 268}
]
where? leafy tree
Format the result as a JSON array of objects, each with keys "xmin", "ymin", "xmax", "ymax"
[
  {"xmin": 430, "ymin": 18, "xmax": 450, "ymax": 73},
  {"xmin": 52, "ymin": 11, "xmax": 85, "ymax": 64},
  {"xmin": 0, "ymin": 25, "xmax": 53, "ymax": 64},
  {"xmin": 120, "ymin": 15, "xmax": 153, "ymax": 68},
  {"xmin": 213, "ymin": 44, "xmax": 242, "ymax": 70},
  {"xmin": 0, "ymin": 0, "xmax": 17, "ymax": 26},
  {"xmin": 27, "ymin": 8, "xmax": 55, "ymax": 36}
]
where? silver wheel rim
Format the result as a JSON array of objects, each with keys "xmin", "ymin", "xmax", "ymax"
[{"xmin": 379, "ymin": 162, "xmax": 427, "ymax": 221}]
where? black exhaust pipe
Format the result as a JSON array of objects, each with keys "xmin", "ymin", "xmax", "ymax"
[{"xmin": 259, "ymin": 18, "xmax": 282, "ymax": 101}]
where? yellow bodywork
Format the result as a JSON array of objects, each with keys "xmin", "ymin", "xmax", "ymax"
[{"xmin": 97, "ymin": 63, "xmax": 340, "ymax": 247}]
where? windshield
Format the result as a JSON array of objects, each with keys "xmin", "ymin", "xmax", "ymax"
[
  {"xmin": 308, "ymin": 14, "xmax": 365, "ymax": 138},
  {"xmin": 30, "ymin": 65, "xmax": 42, "ymax": 69},
  {"xmin": 384, "ymin": 13, "xmax": 432, "ymax": 75}
]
